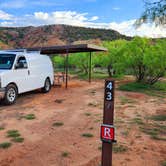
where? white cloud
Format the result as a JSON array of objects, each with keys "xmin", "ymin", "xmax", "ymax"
[
  {"xmin": 112, "ymin": 7, "xmax": 120, "ymax": 10},
  {"xmin": 0, "ymin": 10, "xmax": 13, "ymax": 20},
  {"xmin": 34, "ymin": 12, "xmax": 49, "ymax": 20},
  {"xmin": 108, "ymin": 20, "xmax": 166, "ymax": 38},
  {"xmin": 0, "ymin": 21, "xmax": 14, "ymax": 26},
  {"xmin": 34, "ymin": 11, "xmax": 89, "ymax": 26},
  {"xmin": 0, "ymin": 10, "xmax": 165, "ymax": 38},
  {"xmin": 90, "ymin": 16, "xmax": 99, "ymax": 21}
]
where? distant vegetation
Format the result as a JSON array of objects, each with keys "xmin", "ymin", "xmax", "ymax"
[
  {"xmin": 53, "ymin": 37, "xmax": 166, "ymax": 85},
  {"xmin": 119, "ymin": 82, "xmax": 166, "ymax": 97},
  {"xmin": 0, "ymin": 24, "xmax": 165, "ymax": 86},
  {"xmin": 62, "ymin": 25, "xmax": 130, "ymax": 43}
]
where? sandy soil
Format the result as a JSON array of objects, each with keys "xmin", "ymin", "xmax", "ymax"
[{"xmin": 0, "ymin": 79, "xmax": 165, "ymax": 166}]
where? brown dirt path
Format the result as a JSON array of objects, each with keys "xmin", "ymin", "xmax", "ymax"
[{"xmin": 0, "ymin": 80, "xmax": 165, "ymax": 166}]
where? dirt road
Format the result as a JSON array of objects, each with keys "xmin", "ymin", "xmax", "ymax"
[{"xmin": 0, "ymin": 80, "xmax": 165, "ymax": 166}]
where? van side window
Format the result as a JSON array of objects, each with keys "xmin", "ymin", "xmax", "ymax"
[{"xmin": 16, "ymin": 56, "xmax": 28, "ymax": 69}]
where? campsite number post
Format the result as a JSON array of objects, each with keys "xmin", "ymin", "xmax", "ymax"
[{"xmin": 101, "ymin": 79, "xmax": 116, "ymax": 166}]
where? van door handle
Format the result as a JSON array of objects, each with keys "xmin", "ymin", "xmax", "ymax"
[{"xmin": 28, "ymin": 70, "xmax": 30, "ymax": 75}]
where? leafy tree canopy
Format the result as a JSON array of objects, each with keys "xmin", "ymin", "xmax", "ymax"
[
  {"xmin": 117, "ymin": 37, "xmax": 166, "ymax": 84},
  {"xmin": 136, "ymin": 0, "xmax": 166, "ymax": 26}
]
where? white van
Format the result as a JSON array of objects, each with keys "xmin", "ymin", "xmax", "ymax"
[{"xmin": 0, "ymin": 50, "xmax": 54, "ymax": 105}]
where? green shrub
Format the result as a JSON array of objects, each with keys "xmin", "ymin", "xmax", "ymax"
[
  {"xmin": 161, "ymin": 160, "xmax": 166, "ymax": 166},
  {"xmin": 61, "ymin": 151, "xmax": 70, "ymax": 157},
  {"xmin": 0, "ymin": 142, "xmax": 12, "ymax": 149},
  {"xmin": 113, "ymin": 144, "xmax": 128, "ymax": 153},
  {"xmin": 131, "ymin": 118, "xmax": 145, "ymax": 125},
  {"xmin": 150, "ymin": 115, "xmax": 166, "ymax": 121},
  {"xmin": 82, "ymin": 133, "xmax": 94, "ymax": 138},
  {"xmin": 11, "ymin": 137, "xmax": 24, "ymax": 143},
  {"xmin": 119, "ymin": 82, "xmax": 166, "ymax": 97},
  {"xmin": 7, "ymin": 130, "xmax": 20, "ymax": 138},
  {"xmin": 53, "ymin": 122, "xmax": 64, "ymax": 127},
  {"xmin": 85, "ymin": 113, "xmax": 91, "ymax": 116},
  {"xmin": 23, "ymin": 114, "xmax": 36, "ymax": 120},
  {"xmin": 0, "ymin": 127, "xmax": 5, "ymax": 130}
]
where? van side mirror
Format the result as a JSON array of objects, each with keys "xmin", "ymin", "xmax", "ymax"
[{"xmin": 15, "ymin": 62, "xmax": 24, "ymax": 69}]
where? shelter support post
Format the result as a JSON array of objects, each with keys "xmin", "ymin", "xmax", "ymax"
[
  {"xmin": 89, "ymin": 52, "xmax": 92, "ymax": 83},
  {"xmin": 64, "ymin": 56, "xmax": 66, "ymax": 81},
  {"xmin": 65, "ymin": 49, "xmax": 69, "ymax": 89}
]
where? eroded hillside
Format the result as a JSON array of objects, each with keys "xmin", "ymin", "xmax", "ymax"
[{"xmin": 0, "ymin": 24, "xmax": 130, "ymax": 49}]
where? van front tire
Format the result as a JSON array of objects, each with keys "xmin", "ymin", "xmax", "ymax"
[
  {"xmin": 42, "ymin": 78, "xmax": 51, "ymax": 93},
  {"xmin": 4, "ymin": 84, "xmax": 18, "ymax": 105}
]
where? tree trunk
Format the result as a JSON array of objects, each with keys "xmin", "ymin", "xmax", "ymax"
[
  {"xmin": 147, "ymin": 73, "xmax": 164, "ymax": 85},
  {"xmin": 107, "ymin": 64, "xmax": 113, "ymax": 77},
  {"xmin": 82, "ymin": 64, "xmax": 88, "ymax": 74}
]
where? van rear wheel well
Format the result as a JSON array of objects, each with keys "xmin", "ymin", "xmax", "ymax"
[
  {"xmin": 42, "ymin": 77, "xmax": 51, "ymax": 93},
  {"xmin": 45, "ymin": 77, "xmax": 51, "ymax": 84}
]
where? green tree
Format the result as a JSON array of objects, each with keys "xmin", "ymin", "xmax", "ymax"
[
  {"xmin": 52, "ymin": 52, "xmax": 100, "ymax": 74},
  {"xmin": 118, "ymin": 37, "xmax": 166, "ymax": 84},
  {"xmin": 101, "ymin": 40, "xmax": 127, "ymax": 77},
  {"xmin": 69, "ymin": 53, "xmax": 91, "ymax": 74},
  {"xmin": 136, "ymin": 0, "xmax": 166, "ymax": 26},
  {"xmin": 143, "ymin": 39, "xmax": 166, "ymax": 84},
  {"xmin": 51, "ymin": 55, "xmax": 65, "ymax": 69}
]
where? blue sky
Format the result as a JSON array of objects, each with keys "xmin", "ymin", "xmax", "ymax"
[
  {"xmin": 0, "ymin": 0, "xmax": 145, "ymax": 22},
  {"xmin": 0, "ymin": 0, "xmax": 165, "ymax": 37}
]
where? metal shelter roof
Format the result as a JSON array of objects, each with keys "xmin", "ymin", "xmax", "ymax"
[
  {"xmin": 26, "ymin": 44, "xmax": 107, "ymax": 54},
  {"xmin": 26, "ymin": 44, "xmax": 107, "ymax": 88}
]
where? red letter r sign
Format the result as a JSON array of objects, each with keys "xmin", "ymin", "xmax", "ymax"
[{"xmin": 101, "ymin": 124, "xmax": 115, "ymax": 143}]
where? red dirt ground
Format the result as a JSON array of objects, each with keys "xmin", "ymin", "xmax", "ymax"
[{"xmin": 0, "ymin": 80, "xmax": 165, "ymax": 166}]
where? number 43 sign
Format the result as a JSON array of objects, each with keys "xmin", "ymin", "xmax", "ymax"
[
  {"xmin": 106, "ymin": 82, "xmax": 113, "ymax": 101},
  {"xmin": 105, "ymin": 81, "xmax": 114, "ymax": 102}
]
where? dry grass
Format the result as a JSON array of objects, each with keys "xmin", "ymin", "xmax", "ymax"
[
  {"xmin": 82, "ymin": 133, "xmax": 94, "ymax": 138},
  {"xmin": 53, "ymin": 122, "xmax": 64, "ymax": 127}
]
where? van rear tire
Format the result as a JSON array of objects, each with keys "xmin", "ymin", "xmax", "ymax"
[
  {"xmin": 42, "ymin": 78, "xmax": 51, "ymax": 93},
  {"xmin": 3, "ymin": 84, "xmax": 18, "ymax": 105}
]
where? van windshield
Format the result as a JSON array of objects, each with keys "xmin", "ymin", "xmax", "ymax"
[{"xmin": 0, "ymin": 54, "xmax": 16, "ymax": 69}]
